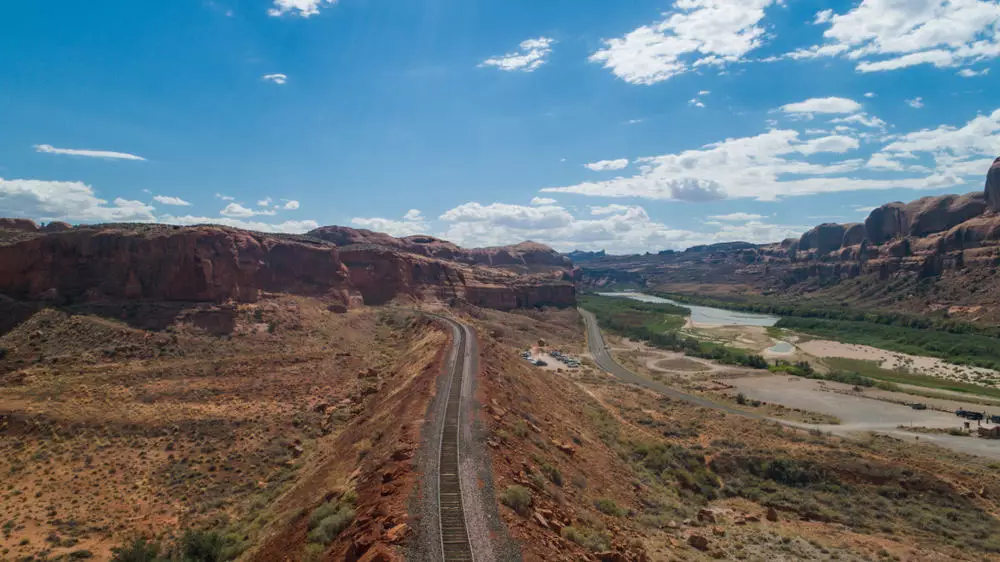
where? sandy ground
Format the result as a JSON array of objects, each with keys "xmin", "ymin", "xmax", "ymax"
[
  {"xmin": 729, "ymin": 374, "xmax": 1000, "ymax": 460},
  {"xmin": 798, "ymin": 339, "xmax": 1000, "ymax": 388}
]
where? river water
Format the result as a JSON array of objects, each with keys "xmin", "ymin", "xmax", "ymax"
[{"xmin": 597, "ymin": 292, "xmax": 779, "ymax": 327}]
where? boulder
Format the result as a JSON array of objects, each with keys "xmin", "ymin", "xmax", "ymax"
[
  {"xmin": 687, "ymin": 534, "xmax": 710, "ymax": 551},
  {"xmin": 799, "ymin": 223, "xmax": 847, "ymax": 255},
  {"xmin": 988, "ymin": 157, "xmax": 1000, "ymax": 212},
  {"xmin": 865, "ymin": 203, "xmax": 907, "ymax": 245},
  {"xmin": 842, "ymin": 223, "xmax": 866, "ymax": 247},
  {"xmin": 766, "ymin": 507, "xmax": 778, "ymax": 522},
  {"xmin": 0, "ymin": 218, "xmax": 39, "ymax": 232},
  {"xmin": 906, "ymin": 192, "xmax": 987, "ymax": 237}
]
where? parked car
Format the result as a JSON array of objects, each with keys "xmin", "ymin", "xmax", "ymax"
[{"xmin": 910, "ymin": 403, "xmax": 927, "ymax": 410}]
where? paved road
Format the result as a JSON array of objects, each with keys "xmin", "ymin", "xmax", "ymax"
[
  {"xmin": 580, "ymin": 308, "xmax": 764, "ymax": 419},
  {"xmin": 582, "ymin": 308, "xmax": 1000, "ymax": 460}
]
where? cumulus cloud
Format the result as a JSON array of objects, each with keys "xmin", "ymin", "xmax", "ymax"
[
  {"xmin": 958, "ymin": 67, "xmax": 990, "ymax": 77},
  {"xmin": 153, "ymin": 195, "xmax": 191, "ymax": 206},
  {"xmin": 220, "ymin": 203, "xmax": 276, "ymax": 218},
  {"xmin": 829, "ymin": 112, "xmax": 888, "ymax": 130},
  {"xmin": 258, "ymin": 197, "xmax": 273, "ymax": 207},
  {"xmin": 283, "ymin": 200, "xmax": 300, "ymax": 210},
  {"xmin": 780, "ymin": 97, "xmax": 862, "ymax": 115},
  {"xmin": 708, "ymin": 212, "xmax": 765, "ymax": 221},
  {"xmin": 215, "ymin": 193, "xmax": 235, "ymax": 201},
  {"xmin": 268, "ymin": 0, "xmax": 335, "ymax": 17},
  {"xmin": 436, "ymin": 201, "xmax": 804, "ymax": 253},
  {"xmin": 0, "ymin": 178, "xmax": 156, "ymax": 222},
  {"xmin": 585, "ymin": 158, "xmax": 629, "ymax": 171},
  {"xmin": 161, "ymin": 215, "xmax": 320, "ymax": 234},
  {"xmin": 906, "ymin": 97, "xmax": 925, "ymax": 109},
  {"xmin": 789, "ymin": 0, "xmax": 1000, "ymax": 73},
  {"xmin": 590, "ymin": 0, "xmax": 778, "ymax": 85},
  {"xmin": 350, "ymin": 209, "xmax": 429, "ymax": 237},
  {"xmin": 480, "ymin": 37, "xmax": 555, "ymax": 72},
  {"xmin": 530, "ymin": 197, "xmax": 557, "ymax": 205},
  {"xmin": 864, "ymin": 92, "xmax": 876, "ymax": 98},
  {"xmin": 262, "ymin": 73, "xmax": 288, "ymax": 85},
  {"xmin": 539, "ymin": 120, "xmax": 980, "ymax": 203},
  {"xmin": 34, "ymin": 144, "xmax": 145, "ymax": 161}
]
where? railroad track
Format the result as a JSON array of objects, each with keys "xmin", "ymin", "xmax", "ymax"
[{"xmin": 427, "ymin": 313, "xmax": 476, "ymax": 562}]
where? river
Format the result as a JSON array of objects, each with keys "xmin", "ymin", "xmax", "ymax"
[{"xmin": 597, "ymin": 292, "xmax": 779, "ymax": 327}]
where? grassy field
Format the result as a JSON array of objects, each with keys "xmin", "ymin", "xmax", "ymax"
[
  {"xmin": 656, "ymin": 291, "xmax": 1000, "ymax": 371},
  {"xmin": 824, "ymin": 357, "xmax": 1000, "ymax": 400}
]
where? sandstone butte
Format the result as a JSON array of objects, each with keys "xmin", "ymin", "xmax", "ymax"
[{"xmin": 0, "ymin": 223, "xmax": 577, "ymax": 311}]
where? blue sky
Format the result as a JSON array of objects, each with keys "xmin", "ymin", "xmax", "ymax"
[{"xmin": 2, "ymin": 0, "xmax": 1000, "ymax": 253}]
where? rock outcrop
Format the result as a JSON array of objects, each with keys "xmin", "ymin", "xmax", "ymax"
[
  {"xmin": 308, "ymin": 226, "xmax": 572, "ymax": 270},
  {"xmin": 799, "ymin": 223, "xmax": 848, "ymax": 255},
  {"xmin": 0, "ymin": 218, "xmax": 39, "ymax": 232},
  {"xmin": 0, "ymin": 223, "xmax": 575, "ymax": 311},
  {"xmin": 988, "ymin": 157, "xmax": 1000, "ymax": 212}
]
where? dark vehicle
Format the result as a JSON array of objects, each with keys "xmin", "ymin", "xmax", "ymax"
[
  {"xmin": 910, "ymin": 403, "xmax": 927, "ymax": 410},
  {"xmin": 535, "ymin": 360, "xmax": 548, "ymax": 367},
  {"xmin": 991, "ymin": 415, "xmax": 1000, "ymax": 424}
]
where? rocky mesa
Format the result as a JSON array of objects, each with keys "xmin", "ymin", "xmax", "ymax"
[
  {"xmin": 576, "ymin": 158, "xmax": 1000, "ymax": 321},
  {"xmin": 0, "ymin": 222, "xmax": 575, "ymax": 311}
]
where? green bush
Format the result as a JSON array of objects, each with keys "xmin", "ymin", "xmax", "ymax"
[
  {"xmin": 560, "ymin": 526, "xmax": 611, "ymax": 551},
  {"xmin": 541, "ymin": 463, "xmax": 563, "ymax": 487},
  {"xmin": 307, "ymin": 500, "xmax": 356, "ymax": 546},
  {"xmin": 593, "ymin": 498, "xmax": 624, "ymax": 516},
  {"xmin": 499, "ymin": 485, "xmax": 532, "ymax": 515},
  {"xmin": 111, "ymin": 538, "xmax": 163, "ymax": 562}
]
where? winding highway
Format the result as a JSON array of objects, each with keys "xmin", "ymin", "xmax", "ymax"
[{"xmin": 580, "ymin": 308, "xmax": 765, "ymax": 419}]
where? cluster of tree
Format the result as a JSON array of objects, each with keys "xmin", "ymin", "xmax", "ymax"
[{"xmin": 581, "ymin": 295, "xmax": 767, "ymax": 369}]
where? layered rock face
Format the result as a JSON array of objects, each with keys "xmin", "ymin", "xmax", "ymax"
[
  {"xmin": 308, "ymin": 226, "xmax": 572, "ymax": 270},
  {"xmin": 0, "ymin": 226, "xmax": 357, "ymax": 306},
  {"xmin": 0, "ymin": 223, "xmax": 575, "ymax": 311}
]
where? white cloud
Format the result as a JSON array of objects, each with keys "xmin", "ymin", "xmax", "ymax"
[
  {"xmin": 258, "ymin": 197, "xmax": 273, "ymax": 207},
  {"xmin": 34, "ymin": 144, "xmax": 145, "ymax": 161},
  {"xmin": 589, "ymin": 0, "xmax": 777, "ymax": 85},
  {"xmin": 906, "ymin": 97, "xmax": 925, "ymax": 109},
  {"xmin": 0, "ymin": 178, "xmax": 156, "ymax": 223},
  {"xmin": 853, "ymin": 205, "xmax": 877, "ymax": 214},
  {"xmin": 790, "ymin": 0, "xmax": 1000, "ymax": 73},
  {"xmin": 480, "ymin": 37, "xmax": 555, "ymax": 72},
  {"xmin": 161, "ymin": 215, "xmax": 320, "ymax": 234},
  {"xmin": 530, "ymin": 197, "xmax": 557, "ymax": 205},
  {"xmin": 780, "ymin": 97, "xmax": 862, "ymax": 115},
  {"xmin": 215, "ymin": 193, "xmax": 235, "ymax": 201},
  {"xmin": 436, "ymin": 201, "xmax": 803, "ymax": 253},
  {"xmin": 351, "ymin": 209, "xmax": 429, "ymax": 237},
  {"xmin": 585, "ymin": 158, "xmax": 629, "ymax": 171},
  {"xmin": 268, "ymin": 0, "xmax": 335, "ymax": 17},
  {"xmin": 590, "ymin": 204, "xmax": 632, "ymax": 215},
  {"xmin": 540, "ymin": 118, "xmax": 988, "ymax": 203},
  {"xmin": 958, "ymin": 67, "xmax": 990, "ymax": 77},
  {"xmin": 283, "ymin": 200, "xmax": 300, "ymax": 210},
  {"xmin": 262, "ymin": 73, "xmax": 288, "ymax": 85},
  {"xmin": 153, "ymin": 195, "xmax": 191, "ymax": 206},
  {"xmin": 698, "ymin": 90, "xmax": 711, "ymax": 96},
  {"xmin": 626, "ymin": 119, "xmax": 644, "ymax": 125},
  {"xmin": 829, "ymin": 112, "xmax": 888, "ymax": 130},
  {"xmin": 708, "ymin": 212, "xmax": 765, "ymax": 221},
  {"xmin": 689, "ymin": 98, "xmax": 706, "ymax": 108},
  {"xmin": 221, "ymin": 203, "xmax": 276, "ymax": 218},
  {"xmin": 864, "ymin": 92, "xmax": 876, "ymax": 98}
]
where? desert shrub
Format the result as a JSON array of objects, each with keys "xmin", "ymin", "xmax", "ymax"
[
  {"xmin": 541, "ymin": 463, "xmax": 563, "ymax": 487},
  {"xmin": 499, "ymin": 485, "xmax": 532, "ymax": 515},
  {"xmin": 110, "ymin": 538, "xmax": 163, "ymax": 562},
  {"xmin": 560, "ymin": 526, "xmax": 612, "ymax": 552},
  {"xmin": 593, "ymin": 498, "xmax": 624, "ymax": 516},
  {"xmin": 177, "ymin": 530, "xmax": 228, "ymax": 562},
  {"xmin": 630, "ymin": 442, "xmax": 720, "ymax": 498},
  {"xmin": 307, "ymin": 500, "xmax": 356, "ymax": 546},
  {"xmin": 735, "ymin": 393, "xmax": 747, "ymax": 405}
]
